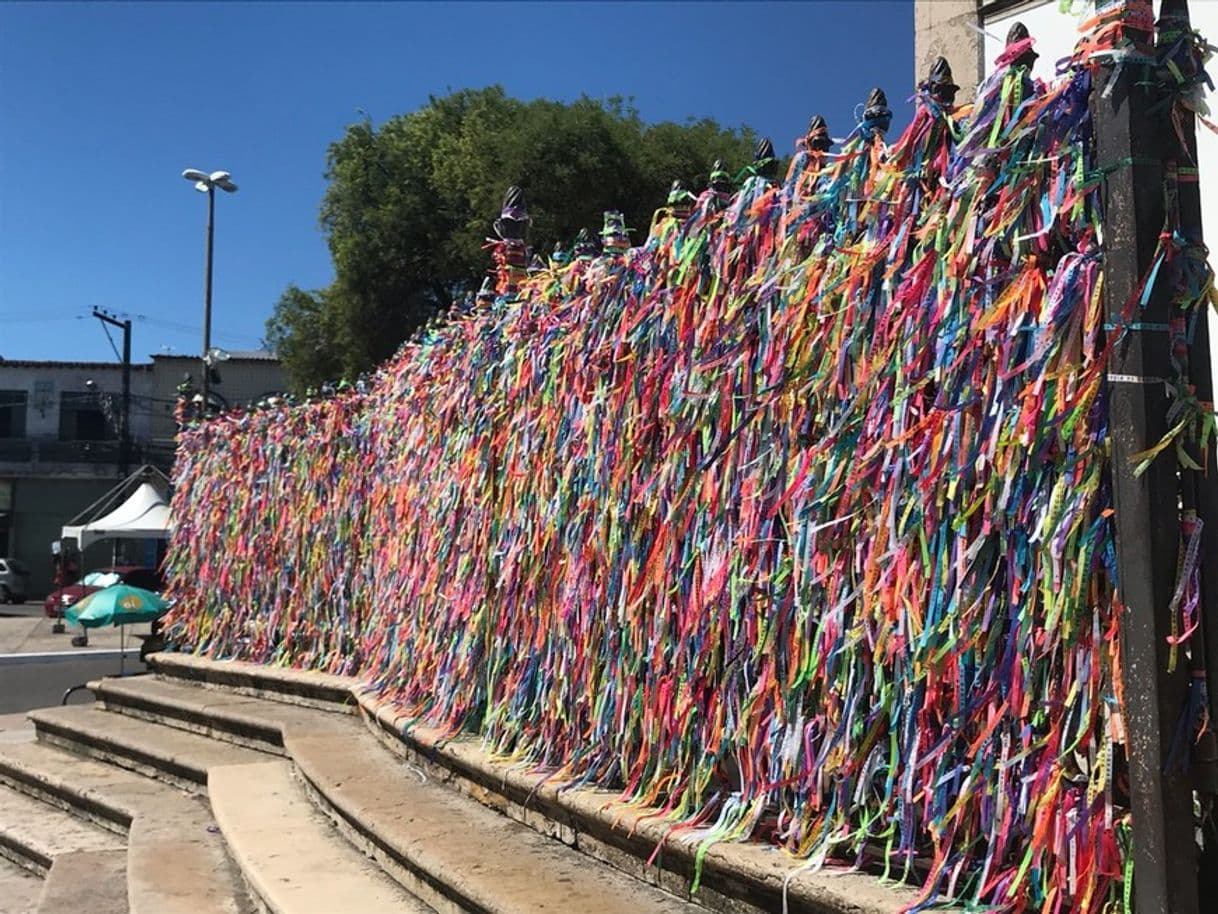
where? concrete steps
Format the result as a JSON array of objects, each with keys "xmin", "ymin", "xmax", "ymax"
[
  {"xmin": 26, "ymin": 705, "xmax": 267, "ymax": 791},
  {"xmin": 0, "ymin": 854, "xmax": 42, "ymax": 914},
  {"xmin": 0, "ymin": 738, "xmax": 254, "ymax": 914},
  {"xmin": 93, "ymin": 673, "xmax": 708, "ymax": 913},
  {"xmin": 291, "ymin": 728, "xmax": 706, "ymax": 913},
  {"xmin": 209, "ymin": 761, "xmax": 433, "ymax": 914},
  {"xmin": 90, "ymin": 674, "xmax": 350, "ymax": 755},
  {"xmin": 145, "ymin": 653, "xmax": 916, "ymax": 913},
  {"xmin": 0, "ymin": 784, "xmax": 124, "ymax": 875},
  {"xmin": 12, "ymin": 655, "xmax": 916, "ymax": 914},
  {"xmin": 36, "ymin": 849, "xmax": 128, "ymax": 914}
]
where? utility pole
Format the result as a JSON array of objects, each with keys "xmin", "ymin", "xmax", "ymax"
[
  {"xmin": 92, "ymin": 308, "xmax": 132, "ymax": 478},
  {"xmin": 1094, "ymin": 0, "xmax": 1204, "ymax": 910}
]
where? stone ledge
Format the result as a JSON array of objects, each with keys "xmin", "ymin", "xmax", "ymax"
[
  {"xmin": 148, "ymin": 653, "xmax": 917, "ymax": 914},
  {"xmin": 148, "ymin": 653, "xmax": 356, "ymax": 712}
]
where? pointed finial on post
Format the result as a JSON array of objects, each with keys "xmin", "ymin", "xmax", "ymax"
[
  {"xmin": 573, "ymin": 227, "xmax": 599, "ymax": 260},
  {"xmin": 923, "ymin": 56, "xmax": 960, "ymax": 107},
  {"xmin": 600, "ymin": 210, "xmax": 631, "ymax": 256},
  {"xmin": 752, "ymin": 137, "xmax": 778, "ymax": 181},
  {"xmin": 862, "ymin": 88, "xmax": 892, "ymax": 137},
  {"xmin": 492, "ymin": 185, "xmax": 530, "ymax": 294},
  {"xmin": 1002, "ymin": 22, "xmax": 1038, "ymax": 70},
  {"xmin": 709, "ymin": 159, "xmax": 733, "ymax": 196},
  {"xmin": 667, "ymin": 179, "xmax": 696, "ymax": 221},
  {"xmin": 476, "ymin": 276, "xmax": 495, "ymax": 308},
  {"xmin": 493, "ymin": 185, "xmax": 531, "ymax": 242},
  {"xmin": 806, "ymin": 115, "xmax": 832, "ymax": 152}
]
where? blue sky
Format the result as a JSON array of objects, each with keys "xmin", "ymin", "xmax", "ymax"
[{"xmin": 0, "ymin": 1, "xmax": 913, "ymax": 364}]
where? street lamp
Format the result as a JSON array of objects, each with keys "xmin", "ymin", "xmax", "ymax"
[{"xmin": 181, "ymin": 168, "xmax": 238, "ymax": 416}]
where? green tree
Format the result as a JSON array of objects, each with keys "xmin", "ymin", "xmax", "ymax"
[{"xmin": 270, "ymin": 86, "xmax": 756, "ymax": 390}]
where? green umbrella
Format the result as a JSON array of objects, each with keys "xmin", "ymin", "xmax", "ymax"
[{"xmin": 66, "ymin": 584, "xmax": 168, "ymax": 674}]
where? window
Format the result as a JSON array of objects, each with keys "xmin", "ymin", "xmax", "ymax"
[
  {"xmin": 58, "ymin": 392, "xmax": 115, "ymax": 441},
  {"xmin": 0, "ymin": 390, "xmax": 27, "ymax": 438}
]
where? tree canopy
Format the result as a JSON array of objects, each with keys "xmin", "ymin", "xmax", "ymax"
[{"xmin": 267, "ymin": 87, "xmax": 757, "ymax": 390}]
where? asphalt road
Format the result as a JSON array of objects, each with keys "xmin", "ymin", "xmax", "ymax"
[{"xmin": 0, "ymin": 656, "xmax": 131, "ymax": 713}]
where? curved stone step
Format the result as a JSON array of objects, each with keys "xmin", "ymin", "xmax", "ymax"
[
  {"xmin": 92, "ymin": 675, "xmax": 705, "ymax": 911},
  {"xmin": 0, "ymin": 739, "xmax": 256, "ymax": 914},
  {"xmin": 147, "ymin": 655, "xmax": 915, "ymax": 914},
  {"xmin": 208, "ymin": 761, "xmax": 433, "ymax": 914},
  {"xmin": 36, "ymin": 849, "xmax": 128, "ymax": 914},
  {"xmin": 290, "ymin": 728, "xmax": 705, "ymax": 914},
  {"xmin": 91, "ymin": 675, "xmax": 348, "ymax": 755},
  {"xmin": 148, "ymin": 654, "xmax": 354, "ymax": 712},
  {"xmin": 0, "ymin": 740, "xmax": 133, "ymax": 835},
  {"xmin": 27, "ymin": 705, "xmax": 267, "ymax": 791},
  {"xmin": 0, "ymin": 784, "xmax": 124, "ymax": 875}
]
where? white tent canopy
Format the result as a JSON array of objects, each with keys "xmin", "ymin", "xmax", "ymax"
[{"xmin": 61, "ymin": 481, "xmax": 172, "ymax": 549}]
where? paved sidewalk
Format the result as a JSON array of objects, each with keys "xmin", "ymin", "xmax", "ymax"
[{"xmin": 0, "ymin": 615, "xmax": 150, "ymax": 656}]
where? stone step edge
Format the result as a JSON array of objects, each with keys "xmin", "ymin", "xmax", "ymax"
[
  {"xmin": 94, "ymin": 679, "xmax": 704, "ymax": 914},
  {"xmin": 90, "ymin": 678, "xmax": 287, "ymax": 756},
  {"xmin": 27, "ymin": 708, "xmax": 209, "ymax": 793},
  {"xmin": 148, "ymin": 652, "xmax": 356, "ymax": 713},
  {"xmin": 0, "ymin": 779, "xmax": 126, "ymax": 879},
  {"xmin": 147, "ymin": 654, "xmax": 913, "ymax": 914},
  {"xmin": 354, "ymin": 691, "xmax": 912, "ymax": 914},
  {"xmin": 0, "ymin": 740, "xmax": 257, "ymax": 914},
  {"xmin": 0, "ymin": 825, "xmax": 53, "ymax": 876},
  {"xmin": 287, "ymin": 755, "xmax": 483, "ymax": 914},
  {"xmin": 208, "ymin": 761, "xmax": 432, "ymax": 914},
  {"xmin": 0, "ymin": 753, "xmax": 133, "ymax": 838}
]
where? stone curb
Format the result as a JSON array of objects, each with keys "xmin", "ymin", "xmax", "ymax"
[
  {"xmin": 148, "ymin": 653, "xmax": 916, "ymax": 914},
  {"xmin": 0, "ymin": 824, "xmax": 52, "ymax": 875},
  {"xmin": 0, "ymin": 750, "xmax": 133, "ymax": 836}
]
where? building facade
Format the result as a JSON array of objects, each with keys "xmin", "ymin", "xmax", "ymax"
[{"xmin": 0, "ymin": 352, "xmax": 285, "ymax": 596}]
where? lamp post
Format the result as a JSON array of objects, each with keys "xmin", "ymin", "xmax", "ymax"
[{"xmin": 181, "ymin": 168, "xmax": 237, "ymax": 416}]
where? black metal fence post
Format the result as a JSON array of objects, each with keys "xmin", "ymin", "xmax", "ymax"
[
  {"xmin": 1157, "ymin": 0, "xmax": 1218, "ymax": 895},
  {"xmin": 1095, "ymin": 2, "xmax": 1201, "ymax": 911}
]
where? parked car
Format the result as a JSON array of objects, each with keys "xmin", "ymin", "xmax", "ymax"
[
  {"xmin": 43, "ymin": 565, "xmax": 164, "ymax": 618},
  {"xmin": 0, "ymin": 558, "xmax": 31, "ymax": 604}
]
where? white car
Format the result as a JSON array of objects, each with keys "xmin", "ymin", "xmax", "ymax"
[{"xmin": 0, "ymin": 557, "xmax": 31, "ymax": 604}]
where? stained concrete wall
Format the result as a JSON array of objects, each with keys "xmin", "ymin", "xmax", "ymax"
[
  {"xmin": 149, "ymin": 354, "xmax": 286, "ymax": 440},
  {"xmin": 914, "ymin": 0, "xmax": 983, "ymax": 102}
]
